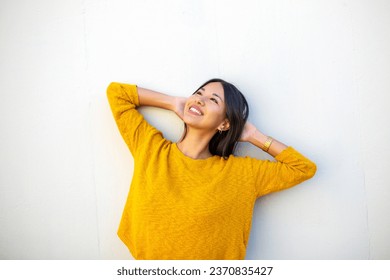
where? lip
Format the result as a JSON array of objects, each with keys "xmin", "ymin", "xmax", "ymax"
[{"xmin": 188, "ymin": 104, "xmax": 204, "ymax": 116}]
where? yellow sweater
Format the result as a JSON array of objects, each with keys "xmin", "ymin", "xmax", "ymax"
[{"xmin": 107, "ymin": 82, "xmax": 316, "ymax": 260}]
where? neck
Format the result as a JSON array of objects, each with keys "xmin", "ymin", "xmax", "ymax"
[{"xmin": 177, "ymin": 127, "xmax": 215, "ymax": 159}]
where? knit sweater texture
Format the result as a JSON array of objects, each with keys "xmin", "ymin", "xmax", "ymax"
[{"xmin": 107, "ymin": 82, "xmax": 317, "ymax": 260}]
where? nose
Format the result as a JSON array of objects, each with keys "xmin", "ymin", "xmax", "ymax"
[{"xmin": 195, "ymin": 95, "xmax": 205, "ymax": 106}]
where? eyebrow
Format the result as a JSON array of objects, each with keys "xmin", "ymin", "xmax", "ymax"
[{"xmin": 200, "ymin": 87, "xmax": 224, "ymax": 102}]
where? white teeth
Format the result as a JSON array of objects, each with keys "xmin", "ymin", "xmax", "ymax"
[{"xmin": 190, "ymin": 107, "xmax": 202, "ymax": 115}]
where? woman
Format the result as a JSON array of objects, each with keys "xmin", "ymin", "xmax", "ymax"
[{"xmin": 107, "ymin": 79, "xmax": 316, "ymax": 260}]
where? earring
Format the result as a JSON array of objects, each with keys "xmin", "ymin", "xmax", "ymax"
[{"xmin": 218, "ymin": 129, "xmax": 222, "ymax": 134}]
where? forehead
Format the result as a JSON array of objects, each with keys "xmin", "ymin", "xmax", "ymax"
[{"xmin": 202, "ymin": 82, "xmax": 224, "ymax": 98}]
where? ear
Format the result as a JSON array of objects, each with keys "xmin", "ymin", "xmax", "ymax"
[{"xmin": 218, "ymin": 118, "xmax": 230, "ymax": 131}]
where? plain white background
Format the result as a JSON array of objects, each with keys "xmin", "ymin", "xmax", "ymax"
[{"xmin": 1, "ymin": 0, "xmax": 389, "ymax": 259}]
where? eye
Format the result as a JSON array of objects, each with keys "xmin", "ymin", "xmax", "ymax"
[
  {"xmin": 193, "ymin": 91, "xmax": 202, "ymax": 96},
  {"xmin": 210, "ymin": 97, "xmax": 219, "ymax": 104}
]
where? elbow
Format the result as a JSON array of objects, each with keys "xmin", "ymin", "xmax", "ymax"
[
  {"xmin": 291, "ymin": 160, "xmax": 317, "ymax": 183},
  {"xmin": 106, "ymin": 82, "xmax": 119, "ymax": 98},
  {"xmin": 304, "ymin": 160, "xmax": 317, "ymax": 180}
]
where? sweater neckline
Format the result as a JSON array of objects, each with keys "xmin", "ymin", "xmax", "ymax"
[{"xmin": 172, "ymin": 143, "xmax": 219, "ymax": 163}]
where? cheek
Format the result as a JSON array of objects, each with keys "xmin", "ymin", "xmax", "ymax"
[
  {"xmin": 185, "ymin": 96, "xmax": 196, "ymax": 106},
  {"xmin": 214, "ymin": 104, "xmax": 227, "ymax": 118},
  {"xmin": 183, "ymin": 97, "xmax": 193, "ymax": 109},
  {"xmin": 209, "ymin": 106, "xmax": 226, "ymax": 122}
]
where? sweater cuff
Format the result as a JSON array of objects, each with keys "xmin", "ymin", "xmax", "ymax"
[{"xmin": 274, "ymin": 146, "xmax": 296, "ymax": 162}]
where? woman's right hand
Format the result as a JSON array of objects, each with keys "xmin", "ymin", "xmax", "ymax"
[{"xmin": 173, "ymin": 96, "xmax": 187, "ymax": 121}]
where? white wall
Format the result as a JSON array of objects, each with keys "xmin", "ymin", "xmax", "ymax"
[{"xmin": 1, "ymin": 0, "xmax": 389, "ymax": 259}]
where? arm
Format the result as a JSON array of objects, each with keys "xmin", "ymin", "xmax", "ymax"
[
  {"xmin": 240, "ymin": 122, "xmax": 317, "ymax": 197},
  {"xmin": 137, "ymin": 87, "xmax": 186, "ymax": 120},
  {"xmin": 240, "ymin": 121, "xmax": 287, "ymax": 157},
  {"xmin": 107, "ymin": 82, "xmax": 186, "ymax": 155}
]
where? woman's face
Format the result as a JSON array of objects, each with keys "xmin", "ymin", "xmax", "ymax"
[{"xmin": 183, "ymin": 82, "xmax": 230, "ymax": 132}]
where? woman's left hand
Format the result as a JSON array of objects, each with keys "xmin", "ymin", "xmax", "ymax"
[{"xmin": 239, "ymin": 121, "xmax": 257, "ymax": 142}]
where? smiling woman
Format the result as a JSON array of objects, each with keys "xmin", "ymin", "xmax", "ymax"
[
  {"xmin": 107, "ymin": 79, "xmax": 316, "ymax": 260},
  {"xmin": 181, "ymin": 79, "xmax": 249, "ymax": 158}
]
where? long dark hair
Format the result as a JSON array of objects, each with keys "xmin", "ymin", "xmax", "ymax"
[{"xmin": 185, "ymin": 78, "xmax": 249, "ymax": 158}]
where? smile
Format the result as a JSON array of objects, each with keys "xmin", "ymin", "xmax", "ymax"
[{"xmin": 189, "ymin": 106, "xmax": 203, "ymax": 116}]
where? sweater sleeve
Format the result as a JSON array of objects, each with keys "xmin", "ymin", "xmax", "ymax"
[
  {"xmin": 253, "ymin": 146, "xmax": 317, "ymax": 198},
  {"xmin": 106, "ymin": 82, "xmax": 163, "ymax": 157}
]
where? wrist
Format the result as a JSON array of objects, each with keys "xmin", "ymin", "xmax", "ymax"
[
  {"xmin": 173, "ymin": 96, "xmax": 186, "ymax": 120},
  {"xmin": 261, "ymin": 136, "xmax": 274, "ymax": 152},
  {"xmin": 249, "ymin": 130, "xmax": 274, "ymax": 152},
  {"xmin": 248, "ymin": 129, "xmax": 267, "ymax": 145}
]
